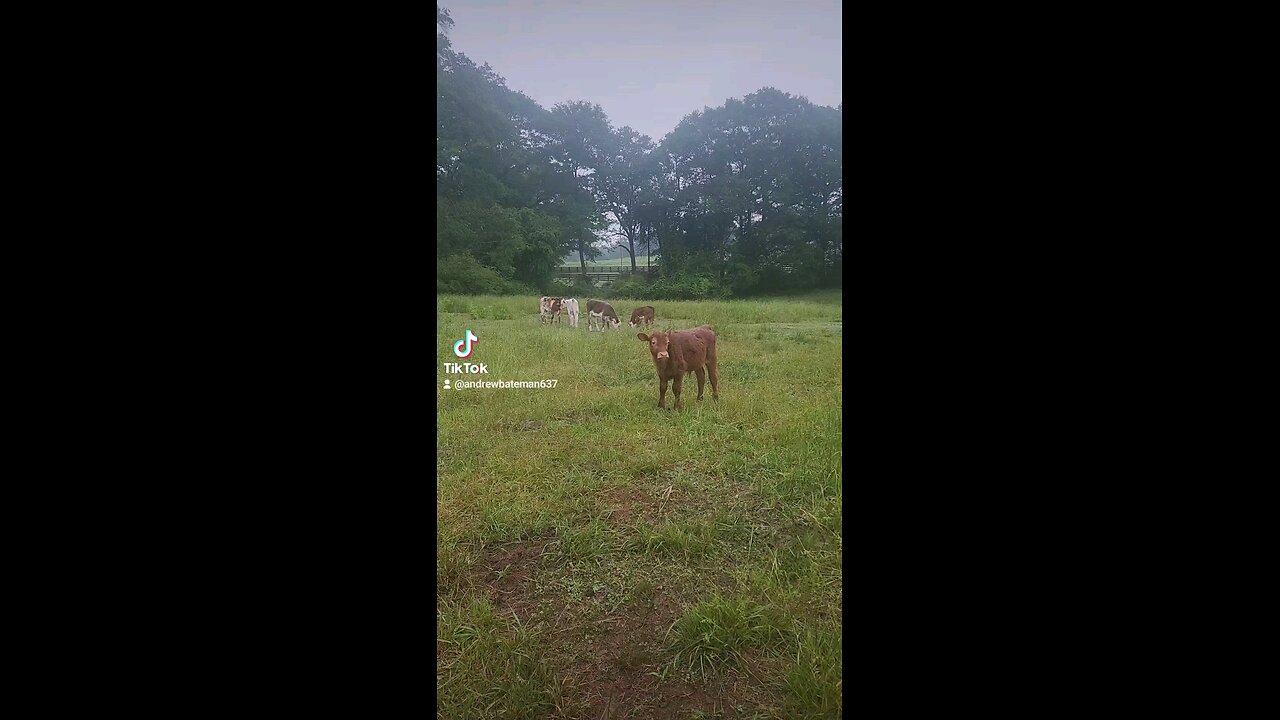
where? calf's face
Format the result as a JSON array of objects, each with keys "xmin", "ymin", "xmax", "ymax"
[{"xmin": 638, "ymin": 331, "xmax": 671, "ymax": 361}]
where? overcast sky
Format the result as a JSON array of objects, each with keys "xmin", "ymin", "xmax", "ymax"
[{"xmin": 442, "ymin": 0, "xmax": 842, "ymax": 143}]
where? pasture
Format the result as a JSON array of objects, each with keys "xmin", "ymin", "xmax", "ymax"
[{"xmin": 437, "ymin": 291, "xmax": 842, "ymax": 719}]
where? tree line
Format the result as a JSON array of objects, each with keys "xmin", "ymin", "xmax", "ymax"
[{"xmin": 437, "ymin": 6, "xmax": 841, "ymax": 298}]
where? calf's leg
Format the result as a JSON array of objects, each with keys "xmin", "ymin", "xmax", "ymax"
[
  {"xmin": 658, "ymin": 377, "xmax": 669, "ymax": 410},
  {"xmin": 672, "ymin": 375, "xmax": 684, "ymax": 411},
  {"xmin": 708, "ymin": 362, "xmax": 719, "ymax": 399},
  {"xmin": 694, "ymin": 367, "xmax": 706, "ymax": 401}
]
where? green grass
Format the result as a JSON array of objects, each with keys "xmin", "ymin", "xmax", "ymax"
[
  {"xmin": 437, "ymin": 599, "xmax": 567, "ymax": 719},
  {"xmin": 437, "ymin": 291, "xmax": 842, "ymax": 719},
  {"xmin": 436, "ymin": 290, "xmax": 842, "ymax": 329},
  {"xmin": 666, "ymin": 594, "xmax": 792, "ymax": 678}
]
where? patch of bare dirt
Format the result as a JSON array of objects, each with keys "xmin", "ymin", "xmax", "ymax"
[
  {"xmin": 622, "ymin": 466, "xmax": 772, "ymax": 524},
  {"xmin": 447, "ymin": 527, "xmax": 773, "ymax": 717},
  {"xmin": 466, "ymin": 535, "xmax": 552, "ymax": 616},
  {"xmin": 544, "ymin": 585, "xmax": 771, "ymax": 719},
  {"xmin": 600, "ymin": 485, "xmax": 672, "ymax": 527},
  {"xmin": 597, "ymin": 467, "xmax": 703, "ymax": 528},
  {"xmin": 553, "ymin": 588, "xmax": 683, "ymax": 719}
]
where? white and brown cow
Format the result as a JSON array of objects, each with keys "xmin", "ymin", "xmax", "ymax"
[
  {"xmin": 585, "ymin": 299, "xmax": 621, "ymax": 331},
  {"xmin": 539, "ymin": 296, "xmax": 563, "ymax": 325}
]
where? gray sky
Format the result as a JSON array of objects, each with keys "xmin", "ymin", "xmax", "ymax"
[{"xmin": 443, "ymin": 0, "xmax": 842, "ymax": 143}]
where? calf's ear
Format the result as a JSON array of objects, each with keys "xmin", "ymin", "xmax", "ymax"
[{"xmin": 637, "ymin": 333, "xmax": 649, "ymax": 342}]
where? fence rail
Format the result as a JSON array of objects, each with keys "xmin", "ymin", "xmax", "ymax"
[
  {"xmin": 554, "ymin": 264, "xmax": 802, "ymax": 281},
  {"xmin": 555, "ymin": 264, "xmax": 658, "ymax": 273},
  {"xmin": 553, "ymin": 265, "xmax": 658, "ymax": 282}
]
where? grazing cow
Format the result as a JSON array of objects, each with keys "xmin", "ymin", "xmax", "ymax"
[
  {"xmin": 539, "ymin": 296, "xmax": 563, "ymax": 325},
  {"xmin": 637, "ymin": 326, "xmax": 719, "ymax": 411},
  {"xmin": 629, "ymin": 306, "xmax": 655, "ymax": 329},
  {"xmin": 585, "ymin": 299, "xmax": 621, "ymax": 332},
  {"xmin": 563, "ymin": 298, "xmax": 580, "ymax": 328}
]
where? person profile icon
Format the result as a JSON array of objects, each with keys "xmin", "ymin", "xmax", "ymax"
[{"xmin": 443, "ymin": 378, "xmax": 451, "ymax": 389}]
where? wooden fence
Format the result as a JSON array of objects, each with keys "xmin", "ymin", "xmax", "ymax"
[{"xmin": 553, "ymin": 265, "xmax": 658, "ymax": 283}]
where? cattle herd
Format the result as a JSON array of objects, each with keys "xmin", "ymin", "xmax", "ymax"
[
  {"xmin": 538, "ymin": 296, "xmax": 720, "ymax": 410},
  {"xmin": 539, "ymin": 296, "xmax": 655, "ymax": 331}
]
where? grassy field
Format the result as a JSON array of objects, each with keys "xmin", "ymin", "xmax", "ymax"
[{"xmin": 437, "ymin": 291, "xmax": 842, "ymax": 719}]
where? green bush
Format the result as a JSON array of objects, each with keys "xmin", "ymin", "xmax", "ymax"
[
  {"xmin": 649, "ymin": 273, "xmax": 729, "ymax": 300},
  {"xmin": 437, "ymin": 254, "xmax": 537, "ymax": 296},
  {"xmin": 726, "ymin": 263, "xmax": 760, "ymax": 296},
  {"xmin": 607, "ymin": 274, "xmax": 649, "ymax": 299},
  {"xmin": 607, "ymin": 272, "xmax": 731, "ymax": 300},
  {"xmin": 501, "ymin": 280, "xmax": 538, "ymax": 296},
  {"xmin": 437, "ymin": 254, "xmax": 508, "ymax": 295}
]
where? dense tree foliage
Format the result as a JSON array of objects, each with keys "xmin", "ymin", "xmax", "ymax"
[
  {"xmin": 647, "ymin": 89, "xmax": 842, "ymax": 294},
  {"xmin": 436, "ymin": 6, "xmax": 589, "ymax": 293},
  {"xmin": 436, "ymin": 6, "xmax": 841, "ymax": 297}
]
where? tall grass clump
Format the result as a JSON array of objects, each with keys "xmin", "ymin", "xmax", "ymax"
[
  {"xmin": 437, "ymin": 598, "xmax": 563, "ymax": 719},
  {"xmin": 666, "ymin": 594, "xmax": 792, "ymax": 677},
  {"xmin": 780, "ymin": 627, "xmax": 842, "ymax": 719}
]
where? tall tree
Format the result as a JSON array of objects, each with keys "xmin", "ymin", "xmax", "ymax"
[
  {"xmin": 437, "ymin": 6, "xmax": 840, "ymax": 297},
  {"xmin": 546, "ymin": 102, "xmax": 658, "ymax": 273},
  {"xmin": 639, "ymin": 87, "xmax": 842, "ymax": 292},
  {"xmin": 436, "ymin": 4, "xmax": 587, "ymax": 292},
  {"xmin": 596, "ymin": 127, "xmax": 656, "ymax": 272}
]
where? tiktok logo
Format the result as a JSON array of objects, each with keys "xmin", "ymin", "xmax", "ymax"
[{"xmin": 453, "ymin": 330, "xmax": 478, "ymax": 358}]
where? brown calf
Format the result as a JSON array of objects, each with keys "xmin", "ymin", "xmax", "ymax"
[
  {"xmin": 637, "ymin": 326, "xmax": 719, "ymax": 410},
  {"xmin": 629, "ymin": 306, "xmax": 655, "ymax": 329}
]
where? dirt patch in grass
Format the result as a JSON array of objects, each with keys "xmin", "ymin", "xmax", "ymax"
[
  {"xmin": 541, "ymin": 581, "xmax": 771, "ymax": 719},
  {"xmin": 598, "ymin": 467, "xmax": 699, "ymax": 527},
  {"xmin": 601, "ymin": 485, "xmax": 672, "ymax": 527},
  {"xmin": 556, "ymin": 588, "xmax": 685, "ymax": 718},
  {"xmin": 710, "ymin": 651, "xmax": 786, "ymax": 717},
  {"xmin": 603, "ymin": 469, "xmax": 772, "ymax": 532},
  {"xmin": 443, "ymin": 526, "xmax": 789, "ymax": 717},
  {"xmin": 466, "ymin": 535, "xmax": 552, "ymax": 616}
]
